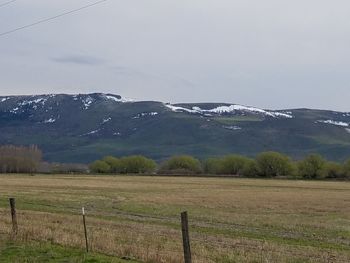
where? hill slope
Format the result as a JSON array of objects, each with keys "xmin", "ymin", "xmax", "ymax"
[{"xmin": 0, "ymin": 93, "xmax": 349, "ymax": 163}]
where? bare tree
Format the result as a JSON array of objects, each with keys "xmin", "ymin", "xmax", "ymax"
[{"xmin": 0, "ymin": 145, "xmax": 42, "ymax": 173}]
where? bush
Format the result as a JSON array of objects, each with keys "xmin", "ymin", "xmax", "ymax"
[
  {"xmin": 298, "ymin": 154, "xmax": 326, "ymax": 179},
  {"xmin": 203, "ymin": 158, "xmax": 222, "ymax": 174},
  {"xmin": 323, "ymin": 162, "xmax": 344, "ymax": 179},
  {"xmin": 256, "ymin": 152, "xmax": 294, "ymax": 177},
  {"xmin": 219, "ymin": 155, "xmax": 250, "ymax": 175},
  {"xmin": 89, "ymin": 160, "xmax": 110, "ymax": 174},
  {"xmin": 344, "ymin": 159, "xmax": 350, "ymax": 178},
  {"xmin": 103, "ymin": 156, "xmax": 122, "ymax": 173},
  {"xmin": 242, "ymin": 159, "xmax": 260, "ymax": 177},
  {"xmin": 159, "ymin": 155, "xmax": 202, "ymax": 174},
  {"xmin": 119, "ymin": 155, "xmax": 156, "ymax": 174}
]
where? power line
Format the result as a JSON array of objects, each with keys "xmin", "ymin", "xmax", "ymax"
[
  {"xmin": 0, "ymin": 0, "xmax": 108, "ymax": 38},
  {"xmin": 0, "ymin": 0, "xmax": 17, "ymax": 8}
]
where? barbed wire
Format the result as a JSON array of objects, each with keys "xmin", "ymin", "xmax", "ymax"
[{"xmin": 1, "ymin": 202, "xmax": 349, "ymax": 262}]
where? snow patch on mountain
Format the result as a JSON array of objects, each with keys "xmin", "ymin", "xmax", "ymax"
[
  {"xmin": 223, "ymin": 125, "xmax": 242, "ymax": 130},
  {"xmin": 165, "ymin": 104, "xmax": 199, "ymax": 114},
  {"xmin": 82, "ymin": 96, "xmax": 94, "ymax": 109},
  {"xmin": 165, "ymin": 104, "xmax": 293, "ymax": 118},
  {"xmin": 19, "ymin": 97, "xmax": 48, "ymax": 107},
  {"xmin": 8, "ymin": 96, "xmax": 50, "ymax": 113},
  {"xmin": 43, "ymin": 118, "xmax": 56, "ymax": 123},
  {"xmin": 104, "ymin": 94, "xmax": 135, "ymax": 103},
  {"xmin": 87, "ymin": 129, "xmax": 99, "ymax": 134},
  {"xmin": 317, "ymin": 120, "xmax": 349, "ymax": 127},
  {"xmin": 102, "ymin": 117, "xmax": 112, "ymax": 124},
  {"xmin": 270, "ymin": 112, "xmax": 293, "ymax": 118},
  {"xmin": 10, "ymin": 107, "xmax": 19, "ymax": 114},
  {"xmin": 0, "ymin": 97, "xmax": 10, "ymax": 102},
  {"xmin": 346, "ymin": 128, "xmax": 350, "ymax": 134},
  {"xmin": 133, "ymin": 112, "xmax": 159, "ymax": 119},
  {"xmin": 80, "ymin": 129, "xmax": 100, "ymax": 136}
]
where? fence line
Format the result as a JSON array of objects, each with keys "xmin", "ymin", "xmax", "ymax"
[{"xmin": 1, "ymin": 198, "xmax": 349, "ymax": 263}]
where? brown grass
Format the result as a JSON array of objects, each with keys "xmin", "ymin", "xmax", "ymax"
[{"xmin": 0, "ymin": 175, "xmax": 349, "ymax": 262}]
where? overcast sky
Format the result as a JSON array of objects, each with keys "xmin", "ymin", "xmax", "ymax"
[{"xmin": 0, "ymin": 0, "xmax": 349, "ymax": 111}]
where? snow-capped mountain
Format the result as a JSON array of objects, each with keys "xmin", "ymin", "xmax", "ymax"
[{"xmin": 0, "ymin": 93, "xmax": 349, "ymax": 163}]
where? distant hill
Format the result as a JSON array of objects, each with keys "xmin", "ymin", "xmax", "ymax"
[{"xmin": 0, "ymin": 93, "xmax": 349, "ymax": 163}]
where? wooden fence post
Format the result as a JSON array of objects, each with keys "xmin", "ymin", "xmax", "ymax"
[
  {"xmin": 82, "ymin": 207, "xmax": 89, "ymax": 252},
  {"xmin": 9, "ymin": 198, "xmax": 18, "ymax": 234},
  {"xmin": 181, "ymin": 211, "xmax": 192, "ymax": 263}
]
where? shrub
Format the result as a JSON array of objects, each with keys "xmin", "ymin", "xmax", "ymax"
[
  {"xmin": 159, "ymin": 155, "xmax": 202, "ymax": 174},
  {"xmin": 242, "ymin": 159, "xmax": 260, "ymax": 177},
  {"xmin": 89, "ymin": 160, "xmax": 110, "ymax": 174},
  {"xmin": 203, "ymin": 158, "xmax": 222, "ymax": 174},
  {"xmin": 219, "ymin": 155, "xmax": 249, "ymax": 175},
  {"xmin": 256, "ymin": 152, "xmax": 294, "ymax": 177},
  {"xmin": 344, "ymin": 159, "xmax": 350, "ymax": 178},
  {"xmin": 323, "ymin": 162, "xmax": 344, "ymax": 179},
  {"xmin": 119, "ymin": 155, "xmax": 156, "ymax": 174},
  {"xmin": 103, "ymin": 156, "xmax": 122, "ymax": 173},
  {"xmin": 298, "ymin": 154, "xmax": 326, "ymax": 179}
]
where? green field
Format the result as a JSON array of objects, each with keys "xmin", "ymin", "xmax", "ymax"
[
  {"xmin": 0, "ymin": 240, "xmax": 137, "ymax": 263},
  {"xmin": 0, "ymin": 174, "xmax": 349, "ymax": 262}
]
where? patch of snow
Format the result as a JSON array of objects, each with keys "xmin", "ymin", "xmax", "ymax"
[
  {"xmin": 223, "ymin": 125, "xmax": 242, "ymax": 130},
  {"xmin": 346, "ymin": 128, "xmax": 350, "ymax": 134},
  {"xmin": 133, "ymin": 112, "xmax": 159, "ymax": 119},
  {"xmin": 82, "ymin": 96, "xmax": 94, "ymax": 109},
  {"xmin": 211, "ymin": 105, "xmax": 263, "ymax": 114},
  {"xmin": 10, "ymin": 107, "xmax": 19, "ymax": 114},
  {"xmin": 104, "ymin": 95, "xmax": 135, "ymax": 103},
  {"xmin": 165, "ymin": 104, "xmax": 201, "ymax": 114},
  {"xmin": 88, "ymin": 130, "xmax": 99, "ymax": 134},
  {"xmin": 43, "ymin": 118, "xmax": 56, "ymax": 123},
  {"xmin": 165, "ymin": 103, "xmax": 293, "ymax": 118},
  {"xmin": 79, "ymin": 128, "xmax": 101, "ymax": 137},
  {"xmin": 19, "ymin": 97, "xmax": 48, "ymax": 107},
  {"xmin": 271, "ymin": 112, "xmax": 294, "ymax": 118},
  {"xmin": 9, "ymin": 97, "xmax": 50, "ymax": 113},
  {"xmin": 317, "ymin": 120, "xmax": 349, "ymax": 127},
  {"xmin": 113, "ymin": 131, "xmax": 121, "ymax": 136},
  {"xmin": 0, "ymin": 97, "xmax": 9, "ymax": 102},
  {"xmin": 80, "ymin": 129, "xmax": 100, "ymax": 136},
  {"xmin": 207, "ymin": 105, "xmax": 293, "ymax": 118},
  {"xmin": 102, "ymin": 117, "xmax": 112, "ymax": 124}
]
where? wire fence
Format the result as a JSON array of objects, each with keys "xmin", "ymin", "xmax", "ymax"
[{"xmin": 0, "ymin": 198, "xmax": 349, "ymax": 263}]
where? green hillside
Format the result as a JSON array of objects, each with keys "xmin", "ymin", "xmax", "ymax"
[{"xmin": 0, "ymin": 93, "xmax": 349, "ymax": 163}]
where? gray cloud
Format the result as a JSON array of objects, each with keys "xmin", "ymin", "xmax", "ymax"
[{"xmin": 0, "ymin": 0, "xmax": 349, "ymax": 111}]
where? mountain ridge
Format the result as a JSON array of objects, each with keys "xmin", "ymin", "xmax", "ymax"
[
  {"xmin": 2, "ymin": 93, "xmax": 349, "ymax": 112},
  {"xmin": 0, "ymin": 93, "xmax": 349, "ymax": 163}
]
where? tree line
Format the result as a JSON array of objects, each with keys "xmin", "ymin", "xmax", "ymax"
[
  {"xmin": 0, "ymin": 145, "xmax": 42, "ymax": 173},
  {"xmin": 90, "ymin": 152, "xmax": 350, "ymax": 180}
]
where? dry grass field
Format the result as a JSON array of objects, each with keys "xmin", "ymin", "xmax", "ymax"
[{"xmin": 0, "ymin": 174, "xmax": 349, "ymax": 262}]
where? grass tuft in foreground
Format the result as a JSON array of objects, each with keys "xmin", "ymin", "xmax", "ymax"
[{"xmin": 0, "ymin": 239, "xmax": 138, "ymax": 263}]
